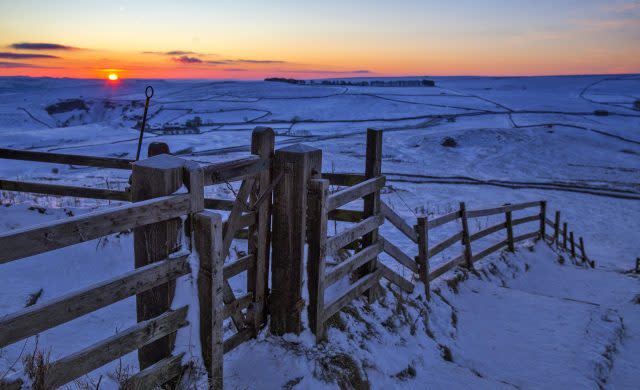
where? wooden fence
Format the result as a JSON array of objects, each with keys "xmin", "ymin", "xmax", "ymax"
[
  {"xmin": 0, "ymin": 129, "xmax": 276, "ymax": 389},
  {"xmin": 0, "ymin": 127, "xmax": 595, "ymax": 387}
]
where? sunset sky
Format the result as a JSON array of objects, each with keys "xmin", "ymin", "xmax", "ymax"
[{"xmin": 1, "ymin": 0, "xmax": 639, "ymax": 79}]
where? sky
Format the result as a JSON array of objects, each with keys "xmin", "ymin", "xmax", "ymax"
[{"xmin": 0, "ymin": 0, "xmax": 639, "ymax": 79}]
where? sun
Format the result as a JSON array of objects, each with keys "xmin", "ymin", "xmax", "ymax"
[{"xmin": 108, "ymin": 73, "xmax": 119, "ymax": 81}]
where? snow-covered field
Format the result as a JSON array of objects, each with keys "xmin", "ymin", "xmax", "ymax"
[{"xmin": 0, "ymin": 75, "xmax": 638, "ymax": 389}]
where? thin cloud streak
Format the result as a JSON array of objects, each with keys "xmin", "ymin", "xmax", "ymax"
[
  {"xmin": 10, "ymin": 42, "xmax": 78, "ymax": 51},
  {"xmin": 0, "ymin": 52, "xmax": 60, "ymax": 59}
]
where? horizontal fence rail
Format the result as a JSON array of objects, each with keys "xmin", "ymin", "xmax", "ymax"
[
  {"xmin": 0, "ymin": 193, "xmax": 192, "ymax": 264},
  {"xmin": 0, "ymin": 147, "xmax": 134, "ymax": 169},
  {"xmin": 0, "ymin": 179, "xmax": 130, "ymax": 201}
]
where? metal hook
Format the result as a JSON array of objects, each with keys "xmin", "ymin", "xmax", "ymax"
[
  {"xmin": 135, "ymin": 85, "xmax": 154, "ymax": 161},
  {"xmin": 145, "ymin": 85, "xmax": 154, "ymax": 99}
]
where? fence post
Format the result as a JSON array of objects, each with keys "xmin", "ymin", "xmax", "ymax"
[
  {"xmin": 636, "ymin": 258, "xmax": 640, "ymax": 274},
  {"xmin": 459, "ymin": 202, "xmax": 473, "ymax": 269},
  {"xmin": 505, "ymin": 207, "xmax": 515, "ymax": 252},
  {"xmin": 248, "ymin": 127, "xmax": 275, "ymax": 332},
  {"xmin": 578, "ymin": 237, "xmax": 590, "ymax": 267},
  {"xmin": 131, "ymin": 151, "xmax": 185, "ymax": 369},
  {"xmin": 539, "ymin": 201, "xmax": 547, "ymax": 240},
  {"xmin": 563, "ymin": 223, "xmax": 568, "ymax": 250},
  {"xmin": 415, "ymin": 216, "xmax": 430, "ymax": 300},
  {"xmin": 194, "ymin": 212, "xmax": 224, "ymax": 390},
  {"xmin": 270, "ymin": 144, "xmax": 322, "ymax": 335},
  {"xmin": 553, "ymin": 211, "xmax": 560, "ymax": 245},
  {"xmin": 361, "ymin": 128, "xmax": 383, "ymax": 302},
  {"xmin": 307, "ymin": 179, "xmax": 329, "ymax": 342},
  {"xmin": 570, "ymin": 232, "xmax": 576, "ymax": 257}
]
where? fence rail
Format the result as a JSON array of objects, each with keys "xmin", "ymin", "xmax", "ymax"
[{"xmin": 0, "ymin": 147, "xmax": 134, "ymax": 169}]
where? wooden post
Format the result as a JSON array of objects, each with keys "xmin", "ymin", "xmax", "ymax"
[
  {"xmin": 505, "ymin": 205, "xmax": 515, "ymax": 252},
  {"xmin": 248, "ymin": 127, "xmax": 275, "ymax": 332},
  {"xmin": 194, "ymin": 212, "xmax": 224, "ymax": 390},
  {"xmin": 131, "ymin": 152, "xmax": 185, "ymax": 369},
  {"xmin": 415, "ymin": 216, "xmax": 430, "ymax": 300},
  {"xmin": 361, "ymin": 128, "xmax": 383, "ymax": 302},
  {"xmin": 563, "ymin": 223, "xmax": 568, "ymax": 250},
  {"xmin": 579, "ymin": 237, "xmax": 587, "ymax": 264},
  {"xmin": 570, "ymin": 232, "xmax": 576, "ymax": 257},
  {"xmin": 553, "ymin": 211, "xmax": 560, "ymax": 245},
  {"xmin": 307, "ymin": 179, "xmax": 329, "ymax": 342},
  {"xmin": 539, "ymin": 201, "xmax": 547, "ymax": 240},
  {"xmin": 459, "ymin": 202, "xmax": 473, "ymax": 269},
  {"xmin": 270, "ymin": 144, "xmax": 322, "ymax": 335}
]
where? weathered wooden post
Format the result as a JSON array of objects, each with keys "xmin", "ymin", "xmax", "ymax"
[
  {"xmin": 570, "ymin": 232, "xmax": 576, "ymax": 257},
  {"xmin": 194, "ymin": 212, "xmax": 224, "ymax": 390},
  {"xmin": 505, "ymin": 205, "xmax": 515, "ymax": 252},
  {"xmin": 248, "ymin": 127, "xmax": 275, "ymax": 331},
  {"xmin": 270, "ymin": 144, "xmax": 322, "ymax": 335},
  {"xmin": 553, "ymin": 211, "xmax": 560, "ymax": 245},
  {"xmin": 539, "ymin": 201, "xmax": 547, "ymax": 240},
  {"xmin": 415, "ymin": 216, "xmax": 430, "ymax": 300},
  {"xmin": 563, "ymin": 223, "xmax": 568, "ymax": 250},
  {"xmin": 579, "ymin": 237, "xmax": 588, "ymax": 265},
  {"xmin": 131, "ymin": 150, "xmax": 185, "ymax": 369},
  {"xmin": 361, "ymin": 128, "xmax": 383, "ymax": 302},
  {"xmin": 307, "ymin": 179, "xmax": 329, "ymax": 342},
  {"xmin": 459, "ymin": 202, "xmax": 473, "ymax": 269}
]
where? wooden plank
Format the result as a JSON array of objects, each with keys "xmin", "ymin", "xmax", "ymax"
[
  {"xmin": 553, "ymin": 211, "xmax": 561, "ymax": 245},
  {"xmin": 204, "ymin": 198, "xmax": 235, "ymax": 211},
  {"xmin": 123, "ymin": 353, "xmax": 185, "ymax": 390},
  {"xmin": 271, "ymin": 144, "xmax": 322, "ymax": 335},
  {"xmin": 325, "ymin": 242, "xmax": 382, "ymax": 286},
  {"xmin": 466, "ymin": 201, "xmax": 542, "ymax": 218},
  {"xmin": 224, "ymin": 294, "xmax": 253, "ymax": 319},
  {"xmin": 428, "ymin": 254, "xmax": 464, "ymax": 281},
  {"xmin": 224, "ymin": 212, "xmax": 256, "ymax": 232},
  {"xmin": 194, "ymin": 211, "xmax": 224, "ymax": 389},
  {"xmin": 428, "ymin": 231, "xmax": 463, "ymax": 259},
  {"xmin": 328, "ymin": 208, "xmax": 364, "ymax": 222},
  {"xmin": 43, "ymin": 307, "xmax": 188, "ymax": 389},
  {"xmin": 248, "ymin": 127, "xmax": 275, "ymax": 333},
  {"xmin": 202, "ymin": 155, "xmax": 268, "ymax": 186},
  {"xmin": 223, "ymin": 254, "xmax": 254, "ymax": 280},
  {"xmin": 470, "ymin": 222, "xmax": 506, "ymax": 242},
  {"xmin": 131, "ymin": 153, "xmax": 186, "ymax": 370},
  {"xmin": 512, "ymin": 214, "xmax": 540, "ymax": 226},
  {"xmin": 563, "ymin": 222, "xmax": 568, "ymax": 249},
  {"xmin": 545, "ymin": 218, "xmax": 554, "ymax": 228},
  {"xmin": 323, "ymin": 270, "xmax": 381, "ymax": 320},
  {"xmin": 415, "ymin": 216, "xmax": 430, "ymax": 299},
  {"xmin": 223, "ymin": 328, "xmax": 254, "ymax": 353},
  {"xmin": 427, "ymin": 210, "xmax": 460, "ymax": 229},
  {"xmin": 0, "ymin": 179, "xmax": 130, "ymax": 201},
  {"xmin": 381, "ymin": 201, "xmax": 418, "ymax": 243},
  {"xmin": 361, "ymin": 129, "xmax": 383, "ymax": 303},
  {"xmin": 570, "ymin": 232, "xmax": 576, "ymax": 257},
  {"xmin": 472, "ymin": 239, "xmax": 509, "ymax": 263},
  {"xmin": 325, "ymin": 214, "xmax": 385, "ymax": 255},
  {"xmin": 0, "ymin": 252, "xmax": 189, "ymax": 348},
  {"xmin": 326, "ymin": 176, "xmax": 385, "ymax": 211},
  {"xmin": 513, "ymin": 231, "xmax": 539, "ymax": 243},
  {"xmin": 322, "ymin": 172, "xmax": 366, "ymax": 187},
  {"xmin": 0, "ymin": 193, "xmax": 190, "ymax": 265},
  {"xmin": 379, "ymin": 263, "xmax": 414, "ymax": 293},
  {"xmin": 307, "ymin": 179, "xmax": 329, "ymax": 341},
  {"xmin": 0, "ymin": 147, "xmax": 133, "ymax": 169},
  {"xmin": 380, "ymin": 236, "xmax": 419, "ymax": 273}
]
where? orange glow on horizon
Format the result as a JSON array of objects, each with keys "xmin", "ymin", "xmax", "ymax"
[{"xmin": 108, "ymin": 73, "xmax": 118, "ymax": 81}]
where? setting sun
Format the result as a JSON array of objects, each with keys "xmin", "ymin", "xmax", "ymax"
[{"xmin": 108, "ymin": 73, "xmax": 118, "ymax": 81}]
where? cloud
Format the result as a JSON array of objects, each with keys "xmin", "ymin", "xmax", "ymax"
[
  {"xmin": 0, "ymin": 61, "xmax": 48, "ymax": 68},
  {"xmin": 224, "ymin": 68, "xmax": 248, "ymax": 71},
  {"xmin": 10, "ymin": 42, "xmax": 77, "ymax": 51},
  {"xmin": 143, "ymin": 50, "xmax": 200, "ymax": 55},
  {"xmin": 0, "ymin": 52, "xmax": 60, "ymax": 59},
  {"xmin": 204, "ymin": 59, "xmax": 288, "ymax": 65},
  {"xmin": 172, "ymin": 55, "xmax": 203, "ymax": 63}
]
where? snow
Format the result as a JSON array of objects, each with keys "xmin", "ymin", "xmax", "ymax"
[{"xmin": 0, "ymin": 75, "xmax": 639, "ymax": 388}]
